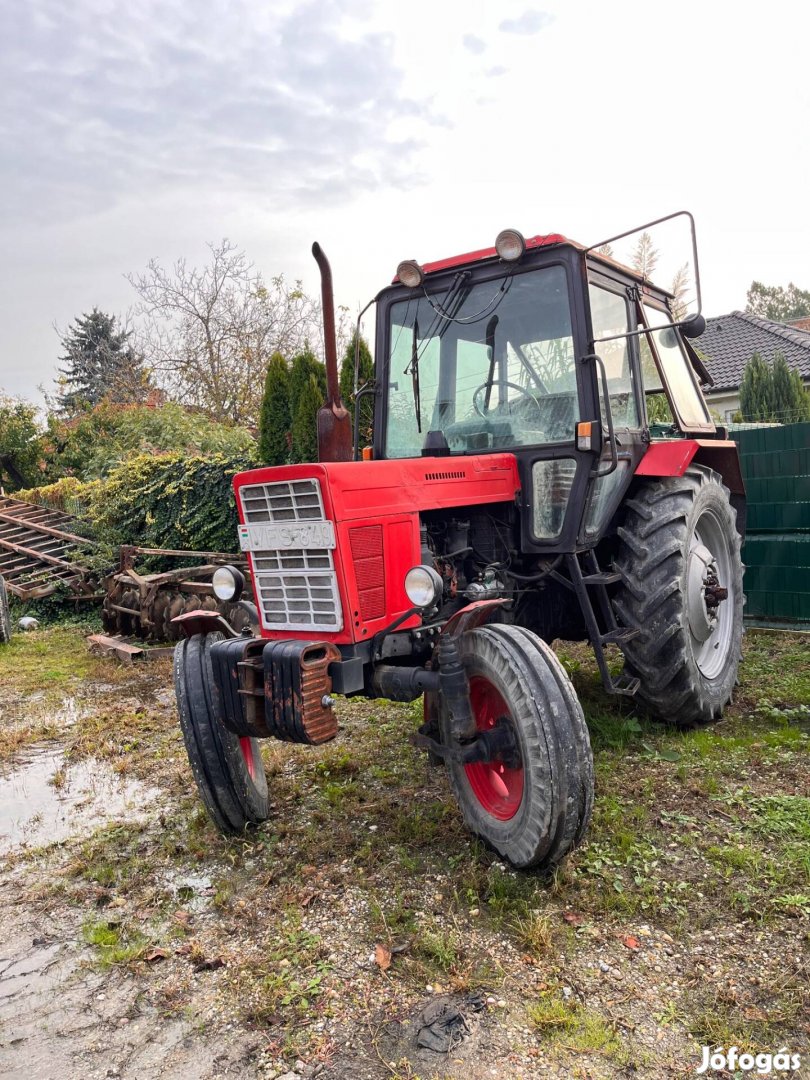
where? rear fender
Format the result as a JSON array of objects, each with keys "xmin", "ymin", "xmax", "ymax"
[
  {"xmin": 637, "ymin": 440, "xmax": 745, "ymax": 495},
  {"xmin": 636, "ymin": 439, "xmax": 746, "ymax": 536}
]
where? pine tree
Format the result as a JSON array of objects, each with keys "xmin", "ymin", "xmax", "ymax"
[
  {"xmin": 56, "ymin": 309, "xmax": 149, "ymax": 415},
  {"xmin": 770, "ymin": 352, "xmax": 810, "ymax": 422},
  {"xmin": 257, "ymin": 352, "xmax": 291, "ymax": 465},
  {"xmin": 739, "ymin": 352, "xmax": 773, "ymax": 421},
  {"xmin": 339, "ymin": 330, "xmax": 374, "ymax": 446},
  {"xmin": 291, "ymin": 374, "xmax": 322, "ymax": 463},
  {"xmin": 289, "ymin": 348, "xmax": 327, "ymax": 419}
]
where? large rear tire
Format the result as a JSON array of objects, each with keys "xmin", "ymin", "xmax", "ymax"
[
  {"xmin": 174, "ymin": 632, "xmax": 269, "ymax": 833},
  {"xmin": 441, "ymin": 624, "xmax": 593, "ymax": 870},
  {"xmin": 614, "ymin": 466, "xmax": 743, "ymax": 725},
  {"xmin": 0, "ymin": 576, "xmax": 11, "ymax": 644}
]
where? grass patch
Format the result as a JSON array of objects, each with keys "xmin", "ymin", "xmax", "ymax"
[
  {"xmin": 0, "ymin": 626, "xmax": 101, "ymax": 696},
  {"xmin": 82, "ymin": 916, "xmax": 151, "ymax": 968},
  {"xmin": 528, "ymin": 989, "xmax": 627, "ymax": 1062}
]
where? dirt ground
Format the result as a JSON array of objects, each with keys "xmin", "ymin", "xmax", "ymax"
[{"xmin": 0, "ymin": 623, "xmax": 808, "ymax": 1080}]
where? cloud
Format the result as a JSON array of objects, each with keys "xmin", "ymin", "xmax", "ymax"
[
  {"xmin": 498, "ymin": 10, "xmax": 555, "ymax": 34},
  {"xmin": 486, "ymin": 66, "xmax": 507, "ymax": 78},
  {"xmin": 0, "ymin": 0, "xmax": 443, "ymax": 228},
  {"xmin": 462, "ymin": 34, "xmax": 486, "ymax": 55}
]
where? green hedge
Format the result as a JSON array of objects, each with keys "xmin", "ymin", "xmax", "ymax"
[
  {"xmin": 90, "ymin": 452, "xmax": 253, "ymax": 553},
  {"xmin": 18, "ymin": 452, "xmax": 254, "ymax": 557}
]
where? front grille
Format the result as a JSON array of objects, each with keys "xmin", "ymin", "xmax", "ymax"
[
  {"xmin": 240, "ymin": 479, "xmax": 324, "ymax": 523},
  {"xmin": 349, "ymin": 525, "xmax": 385, "ymax": 620},
  {"xmin": 254, "ymin": 572, "xmax": 340, "ymax": 629},
  {"xmin": 239, "ymin": 479, "xmax": 342, "ymax": 632},
  {"xmin": 252, "ymin": 549, "xmax": 332, "ymax": 573}
]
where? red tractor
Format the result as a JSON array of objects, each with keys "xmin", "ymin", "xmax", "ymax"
[{"xmin": 174, "ymin": 212, "xmax": 744, "ymax": 870}]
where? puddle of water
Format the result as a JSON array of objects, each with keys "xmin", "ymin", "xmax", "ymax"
[{"xmin": 0, "ymin": 749, "xmax": 160, "ymax": 855}]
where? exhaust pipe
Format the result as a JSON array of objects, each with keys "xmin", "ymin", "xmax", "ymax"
[{"xmin": 312, "ymin": 242, "xmax": 353, "ymax": 463}]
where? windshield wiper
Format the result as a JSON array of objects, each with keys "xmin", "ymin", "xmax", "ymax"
[
  {"xmin": 404, "ymin": 271, "xmax": 471, "ymax": 436},
  {"xmin": 409, "ymin": 317, "xmax": 422, "ymax": 433},
  {"xmin": 483, "ymin": 314, "xmax": 500, "ymax": 411}
]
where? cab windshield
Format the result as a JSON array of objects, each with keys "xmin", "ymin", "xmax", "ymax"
[{"xmin": 385, "ymin": 265, "xmax": 578, "ymax": 457}]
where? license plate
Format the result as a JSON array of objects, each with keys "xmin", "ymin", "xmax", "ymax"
[{"xmin": 239, "ymin": 521, "xmax": 336, "ymax": 551}]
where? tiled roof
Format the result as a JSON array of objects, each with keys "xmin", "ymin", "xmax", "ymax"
[{"xmin": 695, "ymin": 311, "xmax": 810, "ymax": 392}]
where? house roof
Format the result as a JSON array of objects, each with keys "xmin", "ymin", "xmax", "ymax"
[{"xmin": 695, "ymin": 311, "xmax": 810, "ymax": 392}]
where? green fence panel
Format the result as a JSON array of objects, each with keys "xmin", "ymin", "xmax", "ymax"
[{"xmin": 731, "ymin": 423, "xmax": 810, "ymax": 626}]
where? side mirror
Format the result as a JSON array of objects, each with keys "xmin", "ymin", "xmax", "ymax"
[{"xmin": 681, "ymin": 313, "xmax": 706, "ymax": 339}]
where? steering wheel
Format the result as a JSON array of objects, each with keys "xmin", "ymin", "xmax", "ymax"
[{"xmin": 472, "ymin": 380, "xmax": 541, "ymax": 418}]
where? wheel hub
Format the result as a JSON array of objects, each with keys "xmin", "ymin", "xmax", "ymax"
[
  {"xmin": 687, "ymin": 542, "xmax": 721, "ymax": 641},
  {"xmin": 465, "ymin": 676, "xmax": 524, "ymax": 820}
]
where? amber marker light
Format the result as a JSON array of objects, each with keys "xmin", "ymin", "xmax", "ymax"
[{"xmin": 576, "ymin": 421, "xmax": 593, "ymax": 451}]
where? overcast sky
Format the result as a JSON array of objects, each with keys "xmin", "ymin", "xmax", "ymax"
[{"xmin": 1, "ymin": 0, "xmax": 808, "ymax": 402}]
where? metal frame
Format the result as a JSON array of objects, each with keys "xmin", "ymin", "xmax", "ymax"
[{"xmin": 0, "ymin": 497, "xmax": 99, "ymax": 600}]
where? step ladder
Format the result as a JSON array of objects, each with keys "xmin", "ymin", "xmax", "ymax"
[{"xmin": 565, "ymin": 551, "xmax": 640, "ymax": 697}]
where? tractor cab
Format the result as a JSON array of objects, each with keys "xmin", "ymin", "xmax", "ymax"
[{"xmin": 372, "ymin": 216, "xmax": 717, "ymax": 554}]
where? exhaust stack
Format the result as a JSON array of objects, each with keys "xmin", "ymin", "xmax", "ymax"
[{"xmin": 312, "ymin": 242, "xmax": 353, "ymax": 463}]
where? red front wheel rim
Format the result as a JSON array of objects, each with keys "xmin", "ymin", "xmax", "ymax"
[
  {"xmin": 464, "ymin": 676, "xmax": 523, "ymax": 820},
  {"xmin": 239, "ymin": 737, "xmax": 257, "ymax": 781}
]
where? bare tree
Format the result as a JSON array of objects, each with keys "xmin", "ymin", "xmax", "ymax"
[{"xmin": 127, "ymin": 241, "xmax": 322, "ymax": 426}]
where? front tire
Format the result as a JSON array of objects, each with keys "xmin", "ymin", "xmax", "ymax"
[
  {"xmin": 614, "ymin": 466, "xmax": 744, "ymax": 725},
  {"xmin": 174, "ymin": 633, "xmax": 269, "ymax": 833},
  {"xmin": 442, "ymin": 624, "xmax": 593, "ymax": 870}
]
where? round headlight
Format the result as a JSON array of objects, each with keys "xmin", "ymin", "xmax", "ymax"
[
  {"xmin": 397, "ymin": 259, "xmax": 425, "ymax": 289},
  {"xmin": 404, "ymin": 565, "xmax": 443, "ymax": 610},
  {"xmin": 495, "ymin": 228, "xmax": 526, "ymax": 262},
  {"xmin": 212, "ymin": 565, "xmax": 245, "ymax": 602}
]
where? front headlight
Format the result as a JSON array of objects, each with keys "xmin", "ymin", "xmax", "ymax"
[
  {"xmin": 404, "ymin": 565, "xmax": 443, "ymax": 610},
  {"xmin": 212, "ymin": 565, "xmax": 245, "ymax": 602}
]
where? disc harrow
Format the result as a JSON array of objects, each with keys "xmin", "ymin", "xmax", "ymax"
[{"xmin": 102, "ymin": 545, "xmax": 253, "ymax": 643}]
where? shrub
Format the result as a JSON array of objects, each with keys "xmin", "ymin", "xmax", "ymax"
[
  {"xmin": 44, "ymin": 401, "xmax": 255, "ymax": 480},
  {"xmin": 0, "ymin": 397, "xmax": 44, "ymax": 490},
  {"xmin": 88, "ymin": 452, "xmax": 253, "ymax": 553}
]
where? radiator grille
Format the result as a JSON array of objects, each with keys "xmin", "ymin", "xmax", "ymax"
[
  {"xmin": 349, "ymin": 525, "xmax": 385, "ymax": 621},
  {"xmin": 240, "ymin": 479, "xmax": 324, "ymax": 523},
  {"xmin": 254, "ymin": 572, "xmax": 340, "ymax": 629},
  {"xmin": 252, "ymin": 548, "xmax": 332, "ymax": 572},
  {"xmin": 239, "ymin": 479, "xmax": 342, "ymax": 632}
]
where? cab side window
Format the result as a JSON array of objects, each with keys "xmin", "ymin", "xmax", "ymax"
[{"xmin": 588, "ymin": 285, "xmax": 640, "ymax": 429}]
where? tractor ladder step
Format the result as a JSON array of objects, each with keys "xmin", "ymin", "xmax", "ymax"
[
  {"xmin": 581, "ymin": 570, "xmax": 622, "ymax": 585},
  {"xmin": 609, "ymin": 674, "xmax": 641, "ymax": 697},
  {"xmin": 600, "ymin": 627, "xmax": 640, "ymax": 646}
]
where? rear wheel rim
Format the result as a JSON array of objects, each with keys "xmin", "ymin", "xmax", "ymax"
[
  {"xmin": 239, "ymin": 737, "xmax": 257, "ymax": 781},
  {"xmin": 464, "ymin": 676, "xmax": 524, "ymax": 820},
  {"xmin": 687, "ymin": 507, "xmax": 734, "ymax": 680}
]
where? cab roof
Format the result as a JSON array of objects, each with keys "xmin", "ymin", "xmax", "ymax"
[{"xmin": 392, "ymin": 233, "xmax": 672, "ymax": 296}]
